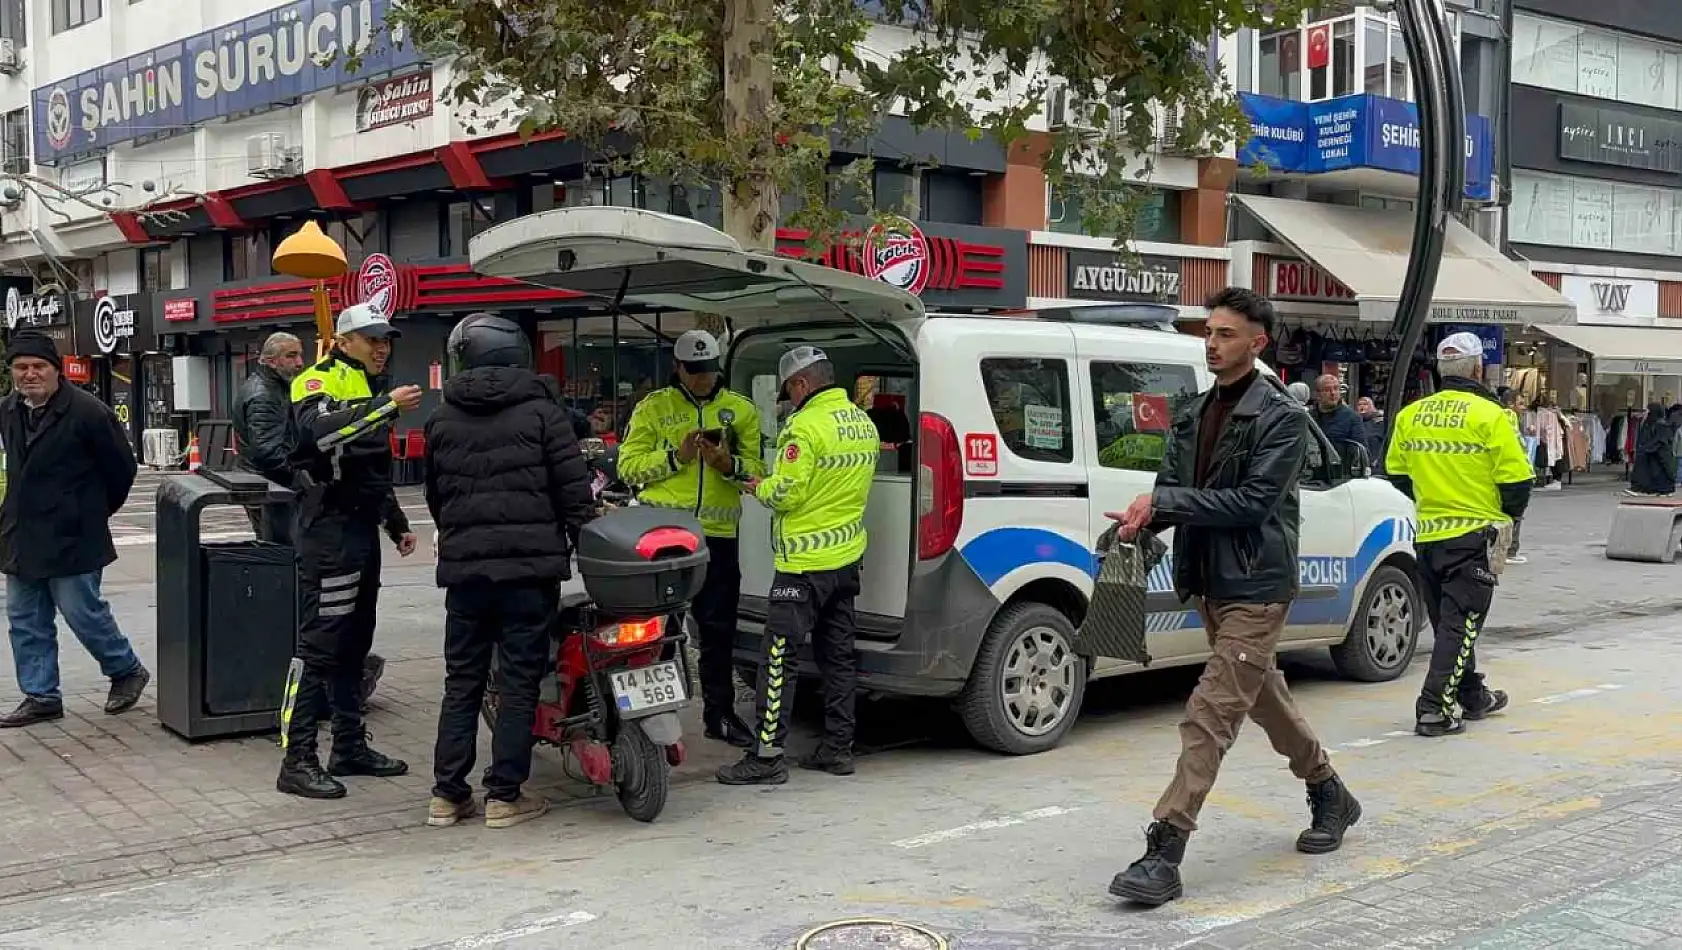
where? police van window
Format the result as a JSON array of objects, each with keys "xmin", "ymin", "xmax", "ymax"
[
  {"xmin": 1301, "ymin": 428, "xmax": 1330, "ymax": 486},
  {"xmin": 1089, "ymin": 361, "xmax": 1198, "ymax": 472},
  {"xmin": 981, "ymin": 358, "xmax": 1073, "ymax": 463}
]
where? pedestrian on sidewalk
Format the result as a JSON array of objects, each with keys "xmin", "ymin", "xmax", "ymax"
[
  {"xmin": 1105, "ymin": 289, "xmax": 1360, "ymax": 908},
  {"xmin": 421, "ymin": 314, "xmax": 595, "ymax": 830},
  {"xmin": 1385, "ymin": 332, "xmax": 1532, "ymax": 738},
  {"xmin": 1499, "ymin": 388, "xmax": 1529, "ymax": 564},
  {"xmin": 1627, "ymin": 402, "xmax": 1676, "ymax": 497},
  {"xmin": 275, "ymin": 300, "xmax": 421, "ymax": 799},
  {"xmin": 0, "ymin": 331, "xmax": 150, "ymax": 728}
]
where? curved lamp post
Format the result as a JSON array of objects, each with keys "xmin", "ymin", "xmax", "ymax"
[
  {"xmin": 272, "ymin": 221, "xmax": 349, "ymax": 360},
  {"xmin": 1377, "ymin": 0, "xmax": 1466, "ymax": 425}
]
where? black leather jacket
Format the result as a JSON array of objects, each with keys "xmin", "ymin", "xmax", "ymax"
[
  {"xmin": 1150, "ymin": 371, "xmax": 1309, "ymax": 605},
  {"xmin": 231, "ymin": 363, "xmax": 295, "ymax": 485}
]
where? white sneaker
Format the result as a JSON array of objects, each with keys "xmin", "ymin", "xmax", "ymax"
[{"xmin": 1505, "ymin": 554, "xmax": 1528, "ymax": 565}]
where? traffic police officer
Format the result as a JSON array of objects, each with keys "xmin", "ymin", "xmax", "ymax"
[
  {"xmin": 618, "ymin": 329, "xmax": 764, "ymax": 747},
  {"xmin": 718, "ymin": 346, "xmax": 878, "ymax": 786},
  {"xmin": 277, "ymin": 301, "xmax": 422, "ymax": 799},
  {"xmin": 1385, "ymin": 332, "xmax": 1533, "ymax": 738}
]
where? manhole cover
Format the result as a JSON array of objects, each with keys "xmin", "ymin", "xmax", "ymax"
[{"xmin": 795, "ymin": 919, "xmax": 949, "ymax": 950}]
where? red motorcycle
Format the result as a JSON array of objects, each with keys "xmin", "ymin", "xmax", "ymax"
[{"xmin": 483, "ymin": 505, "xmax": 707, "ymax": 823}]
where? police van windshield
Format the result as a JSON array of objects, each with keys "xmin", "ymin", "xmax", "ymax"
[{"xmin": 729, "ymin": 325, "xmax": 917, "ymax": 476}]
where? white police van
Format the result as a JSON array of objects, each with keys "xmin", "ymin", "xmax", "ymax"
[{"xmin": 469, "ymin": 206, "xmax": 1423, "ymax": 756}]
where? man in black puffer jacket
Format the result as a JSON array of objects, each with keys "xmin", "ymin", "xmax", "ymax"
[{"xmin": 422, "ymin": 313, "xmax": 595, "ymax": 830}]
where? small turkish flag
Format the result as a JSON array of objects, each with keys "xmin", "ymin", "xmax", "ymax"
[
  {"xmin": 1132, "ymin": 394, "xmax": 1170, "ymax": 433},
  {"xmin": 1307, "ymin": 25, "xmax": 1330, "ymax": 70}
]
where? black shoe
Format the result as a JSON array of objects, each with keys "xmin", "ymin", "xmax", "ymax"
[
  {"xmin": 328, "ymin": 737, "xmax": 410, "ymax": 778},
  {"xmin": 1296, "ymin": 775, "xmax": 1362, "ymax": 854},
  {"xmin": 1415, "ymin": 710, "xmax": 1466, "ymax": 737},
  {"xmin": 703, "ymin": 711, "xmax": 754, "ymax": 749},
  {"xmin": 360, "ymin": 654, "xmax": 385, "ymax": 712},
  {"xmin": 1108, "ymin": 821, "xmax": 1188, "ymax": 907},
  {"xmin": 1460, "ymin": 689, "xmax": 1509, "ymax": 721},
  {"xmin": 277, "ymin": 758, "xmax": 348, "ymax": 799},
  {"xmin": 105, "ymin": 666, "xmax": 150, "ymax": 715},
  {"xmin": 798, "ymin": 744, "xmax": 856, "ymax": 776},
  {"xmin": 0, "ymin": 697, "xmax": 64, "ymax": 728},
  {"xmin": 716, "ymin": 753, "xmax": 789, "ymax": 786}
]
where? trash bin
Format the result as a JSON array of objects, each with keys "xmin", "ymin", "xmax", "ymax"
[{"xmin": 155, "ymin": 469, "xmax": 296, "ymax": 741}]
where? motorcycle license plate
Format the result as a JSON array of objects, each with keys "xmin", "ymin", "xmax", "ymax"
[{"xmin": 610, "ymin": 661, "xmax": 686, "ymax": 715}]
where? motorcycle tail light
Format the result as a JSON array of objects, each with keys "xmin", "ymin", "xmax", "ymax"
[{"xmin": 592, "ymin": 616, "xmax": 665, "ymax": 648}]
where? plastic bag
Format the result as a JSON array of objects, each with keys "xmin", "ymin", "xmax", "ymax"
[{"xmin": 1073, "ymin": 524, "xmax": 1169, "ymax": 665}]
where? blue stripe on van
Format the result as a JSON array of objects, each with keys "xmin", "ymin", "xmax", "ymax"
[
  {"xmin": 958, "ymin": 527, "xmax": 1098, "ymax": 588},
  {"xmin": 964, "ymin": 517, "xmax": 1412, "ymax": 633}
]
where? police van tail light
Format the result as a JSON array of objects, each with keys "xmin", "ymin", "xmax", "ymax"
[{"xmin": 918, "ymin": 412, "xmax": 964, "ymax": 560}]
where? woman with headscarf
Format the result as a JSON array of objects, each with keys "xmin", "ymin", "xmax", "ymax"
[
  {"xmin": 1628, "ymin": 402, "xmax": 1677, "ymax": 496},
  {"xmin": 1286, "ymin": 381, "xmax": 1311, "ymax": 405}
]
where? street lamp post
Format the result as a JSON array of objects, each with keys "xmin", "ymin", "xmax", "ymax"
[
  {"xmin": 1379, "ymin": 0, "xmax": 1467, "ymax": 426},
  {"xmin": 272, "ymin": 222, "xmax": 349, "ymax": 360}
]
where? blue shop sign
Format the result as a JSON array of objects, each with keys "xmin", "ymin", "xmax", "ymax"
[
  {"xmin": 1237, "ymin": 93, "xmax": 1494, "ymax": 202},
  {"xmin": 1436, "ymin": 324, "xmax": 1503, "ymax": 366},
  {"xmin": 32, "ymin": 0, "xmax": 421, "ymax": 164}
]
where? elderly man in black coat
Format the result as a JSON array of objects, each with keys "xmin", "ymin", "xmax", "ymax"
[
  {"xmin": 422, "ymin": 314, "xmax": 596, "ymax": 830},
  {"xmin": 0, "ymin": 331, "xmax": 149, "ymax": 727}
]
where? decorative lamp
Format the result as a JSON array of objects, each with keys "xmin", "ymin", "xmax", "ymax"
[{"xmin": 272, "ymin": 221, "xmax": 349, "ymax": 357}]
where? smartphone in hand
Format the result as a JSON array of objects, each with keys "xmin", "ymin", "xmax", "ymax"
[{"xmin": 699, "ymin": 428, "xmax": 725, "ymax": 446}]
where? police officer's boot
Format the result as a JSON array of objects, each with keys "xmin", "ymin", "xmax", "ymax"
[
  {"xmin": 1108, "ymin": 821, "xmax": 1188, "ymax": 907},
  {"xmin": 1415, "ymin": 708, "xmax": 1466, "ymax": 737},
  {"xmin": 277, "ymin": 722, "xmax": 346, "ymax": 800},
  {"xmin": 1460, "ymin": 688, "xmax": 1509, "ymax": 721},
  {"xmin": 798, "ymin": 742, "xmax": 855, "ymax": 776},
  {"xmin": 1296, "ymin": 774, "xmax": 1362, "ymax": 854},
  {"xmin": 328, "ymin": 725, "xmax": 410, "ymax": 778},
  {"xmin": 716, "ymin": 752, "xmax": 789, "ymax": 786}
]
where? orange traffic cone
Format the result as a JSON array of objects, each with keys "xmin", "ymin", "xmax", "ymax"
[{"xmin": 186, "ymin": 436, "xmax": 202, "ymax": 472}]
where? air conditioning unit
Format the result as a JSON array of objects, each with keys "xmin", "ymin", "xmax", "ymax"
[
  {"xmin": 1157, "ymin": 104, "xmax": 1191, "ymax": 155},
  {"xmin": 246, "ymin": 133, "xmax": 300, "ymax": 179},
  {"xmin": 0, "ymin": 39, "xmax": 20, "ymax": 76},
  {"xmin": 1046, "ymin": 85, "xmax": 1099, "ymax": 133}
]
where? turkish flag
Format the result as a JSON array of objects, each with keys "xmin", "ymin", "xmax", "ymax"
[
  {"xmin": 1132, "ymin": 394, "xmax": 1170, "ymax": 433},
  {"xmin": 1307, "ymin": 25, "xmax": 1330, "ymax": 70}
]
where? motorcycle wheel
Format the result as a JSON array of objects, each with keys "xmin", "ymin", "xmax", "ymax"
[{"xmin": 612, "ymin": 720, "xmax": 670, "ymax": 823}]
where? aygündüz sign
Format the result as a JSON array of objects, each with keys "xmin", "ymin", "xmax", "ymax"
[
  {"xmin": 32, "ymin": 0, "xmax": 420, "ymax": 163},
  {"xmin": 1065, "ymin": 250, "xmax": 1183, "ymax": 303}
]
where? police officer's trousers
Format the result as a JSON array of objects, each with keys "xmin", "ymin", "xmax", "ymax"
[
  {"xmin": 281, "ymin": 510, "xmax": 382, "ymax": 760},
  {"xmin": 690, "ymin": 536, "xmax": 742, "ymax": 719},
  {"xmin": 752, "ymin": 562, "xmax": 862, "ymax": 759},
  {"xmin": 1415, "ymin": 529, "xmax": 1498, "ymax": 720}
]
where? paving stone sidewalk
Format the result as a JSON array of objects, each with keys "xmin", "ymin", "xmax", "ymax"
[{"xmin": 1187, "ymin": 780, "xmax": 1682, "ymax": 950}]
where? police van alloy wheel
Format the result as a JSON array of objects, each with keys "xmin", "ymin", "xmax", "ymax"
[
  {"xmin": 1330, "ymin": 564, "xmax": 1419, "ymax": 683},
  {"xmin": 959, "ymin": 603, "xmax": 1087, "ymax": 755}
]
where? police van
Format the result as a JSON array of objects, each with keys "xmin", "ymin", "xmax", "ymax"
[{"xmin": 470, "ymin": 207, "xmax": 1423, "ymax": 756}]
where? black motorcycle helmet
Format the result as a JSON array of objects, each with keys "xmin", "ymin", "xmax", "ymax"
[{"xmin": 446, "ymin": 312, "xmax": 532, "ymax": 374}]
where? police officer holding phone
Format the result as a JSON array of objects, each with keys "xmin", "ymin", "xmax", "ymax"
[{"xmin": 618, "ymin": 330, "xmax": 764, "ymax": 747}]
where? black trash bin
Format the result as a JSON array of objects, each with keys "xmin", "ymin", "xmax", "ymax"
[{"xmin": 155, "ymin": 469, "xmax": 296, "ymax": 741}]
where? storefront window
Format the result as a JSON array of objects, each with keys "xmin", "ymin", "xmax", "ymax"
[
  {"xmin": 325, "ymin": 212, "xmax": 380, "ymax": 258},
  {"xmin": 1048, "ymin": 183, "xmax": 1181, "ymax": 243},
  {"xmin": 224, "ymin": 231, "xmax": 272, "ymax": 281},
  {"xmin": 1510, "ymin": 169, "xmax": 1682, "ymax": 257},
  {"xmin": 1514, "ymin": 12, "xmax": 1682, "ymax": 111}
]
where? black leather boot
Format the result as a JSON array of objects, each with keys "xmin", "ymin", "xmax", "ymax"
[
  {"xmin": 716, "ymin": 753, "xmax": 789, "ymax": 786},
  {"xmin": 798, "ymin": 743, "xmax": 856, "ymax": 776},
  {"xmin": 1108, "ymin": 821, "xmax": 1189, "ymax": 907},
  {"xmin": 1460, "ymin": 688, "xmax": 1509, "ymax": 721},
  {"xmin": 328, "ymin": 730, "xmax": 409, "ymax": 778},
  {"xmin": 276, "ymin": 755, "xmax": 347, "ymax": 799},
  {"xmin": 1297, "ymin": 774, "xmax": 1363, "ymax": 854}
]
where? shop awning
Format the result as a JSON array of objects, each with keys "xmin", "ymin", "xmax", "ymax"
[
  {"xmin": 1233, "ymin": 194, "xmax": 1577, "ymax": 327},
  {"xmin": 1534, "ymin": 324, "xmax": 1682, "ymax": 377}
]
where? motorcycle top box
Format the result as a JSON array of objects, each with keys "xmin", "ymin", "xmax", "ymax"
[{"xmin": 576, "ymin": 507, "xmax": 710, "ymax": 616}]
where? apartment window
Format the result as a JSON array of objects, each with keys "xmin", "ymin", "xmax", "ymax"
[
  {"xmin": 325, "ymin": 212, "xmax": 380, "ymax": 259},
  {"xmin": 921, "ymin": 171, "xmax": 983, "ymax": 226},
  {"xmin": 224, "ymin": 230, "xmax": 273, "ymax": 281},
  {"xmin": 442, "ymin": 198, "xmax": 495, "ymax": 257},
  {"xmin": 1, "ymin": 0, "xmax": 25, "ymax": 48},
  {"xmin": 0, "ymin": 109, "xmax": 27, "ymax": 175},
  {"xmin": 1048, "ymin": 183, "xmax": 1181, "ymax": 243},
  {"xmin": 51, "ymin": 0, "xmax": 101, "ymax": 33},
  {"xmin": 1510, "ymin": 169, "xmax": 1682, "ymax": 258},
  {"xmin": 1514, "ymin": 13, "xmax": 1682, "ymax": 111}
]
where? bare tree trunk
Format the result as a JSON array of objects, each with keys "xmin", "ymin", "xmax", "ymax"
[{"xmin": 721, "ymin": 0, "xmax": 778, "ymax": 253}]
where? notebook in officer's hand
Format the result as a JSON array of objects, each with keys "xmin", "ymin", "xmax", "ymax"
[{"xmin": 1073, "ymin": 525, "xmax": 1167, "ymax": 666}]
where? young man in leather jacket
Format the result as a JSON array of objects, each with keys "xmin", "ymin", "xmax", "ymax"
[{"xmin": 1106, "ymin": 287, "xmax": 1361, "ymax": 907}]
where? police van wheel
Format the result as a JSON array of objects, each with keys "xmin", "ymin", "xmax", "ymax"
[
  {"xmin": 959, "ymin": 603, "xmax": 1086, "ymax": 756},
  {"xmin": 1331, "ymin": 565, "xmax": 1419, "ymax": 683}
]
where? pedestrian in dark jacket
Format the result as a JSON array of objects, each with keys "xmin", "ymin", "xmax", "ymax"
[
  {"xmin": 1629, "ymin": 402, "xmax": 1677, "ymax": 496},
  {"xmin": 0, "ymin": 331, "xmax": 150, "ymax": 728},
  {"xmin": 423, "ymin": 313, "xmax": 595, "ymax": 830},
  {"xmin": 1105, "ymin": 288, "xmax": 1358, "ymax": 908},
  {"xmin": 232, "ymin": 331, "xmax": 305, "ymax": 542},
  {"xmin": 1311, "ymin": 374, "xmax": 1366, "ymax": 448}
]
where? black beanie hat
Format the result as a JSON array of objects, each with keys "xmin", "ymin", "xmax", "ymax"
[{"xmin": 6, "ymin": 330, "xmax": 62, "ymax": 370}]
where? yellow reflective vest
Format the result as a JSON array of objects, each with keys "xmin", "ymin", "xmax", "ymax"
[
  {"xmin": 1385, "ymin": 381, "xmax": 1534, "ymax": 544},
  {"xmin": 290, "ymin": 350, "xmax": 405, "ymax": 524},
  {"xmin": 756, "ymin": 387, "xmax": 879, "ymax": 573},
  {"xmin": 618, "ymin": 384, "xmax": 765, "ymax": 538}
]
